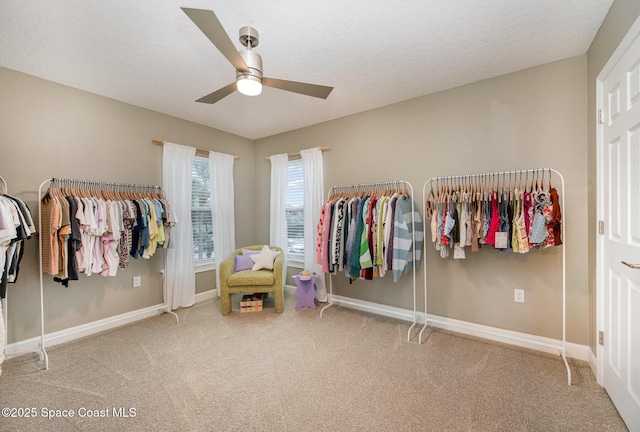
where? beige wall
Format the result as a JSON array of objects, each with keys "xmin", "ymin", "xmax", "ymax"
[
  {"xmin": 586, "ymin": 1, "xmax": 640, "ymax": 354},
  {"xmin": 4, "ymin": 1, "xmax": 638, "ymax": 349},
  {"xmin": 256, "ymin": 55, "xmax": 590, "ymax": 344},
  {"xmin": 0, "ymin": 67, "xmax": 254, "ymax": 344}
]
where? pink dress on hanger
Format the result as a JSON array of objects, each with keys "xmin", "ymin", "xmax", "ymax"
[{"xmin": 485, "ymin": 192, "xmax": 500, "ymax": 245}]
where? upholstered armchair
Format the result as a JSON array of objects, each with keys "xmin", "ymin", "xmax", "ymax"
[{"xmin": 218, "ymin": 245, "xmax": 284, "ymax": 315}]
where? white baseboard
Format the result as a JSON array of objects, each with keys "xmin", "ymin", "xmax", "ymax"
[
  {"xmin": 327, "ymin": 294, "xmax": 590, "ymax": 362},
  {"xmin": 6, "ymin": 290, "xmax": 592, "ymax": 367},
  {"xmin": 5, "ymin": 304, "xmax": 167, "ymax": 359},
  {"xmin": 195, "ymin": 289, "xmax": 218, "ymax": 303},
  {"xmin": 6, "ymin": 291, "xmax": 219, "ymax": 359},
  {"xmin": 327, "ymin": 294, "xmax": 415, "ymax": 321}
]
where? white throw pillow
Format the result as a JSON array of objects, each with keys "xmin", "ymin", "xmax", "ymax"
[{"xmin": 249, "ymin": 245, "xmax": 281, "ymax": 271}]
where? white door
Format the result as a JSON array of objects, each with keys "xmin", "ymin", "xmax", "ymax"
[{"xmin": 599, "ymin": 18, "xmax": 640, "ymax": 432}]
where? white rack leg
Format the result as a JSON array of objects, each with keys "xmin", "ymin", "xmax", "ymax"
[
  {"xmin": 39, "ymin": 276, "xmax": 48, "ymax": 369},
  {"xmin": 416, "ymin": 179, "xmax": 433, "ymax": 344},
  {"xmin": 161, "ymin": 251, "xmax": 179, "ymax": 324},
  {"xmin": 38, "ymin": 179, "xmax": 49, "ymax": 370},
  {"xmin": 554, "ymin": 168, "xmax": 571, "ymax": 386},
  {"xmin": 2, "ymin": 297, "xmax": 7, "ymax": 358},
  {"xmin": 164, "ymin": 308, "xmax": 179, "ymax": 324},
  {"xmin": 320, "ymin": 273, "xmax": 333, "ymax": 317}
]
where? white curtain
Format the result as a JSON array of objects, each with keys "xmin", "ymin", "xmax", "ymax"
[
  {"xmin": 300, "ymin": 147, "xmax": 327, "ymax": 302},
  {"xmin": 209, "ymin": 151, "xmax": 236, "ymax": 297},
  {"xmin": 270, "ymin": 153, "xmax": 289, "ymax": 249},
  {"xmin": 270, "ymin": 153, "xmax": 289, "ymax": 281},
  {"xmin": 162, "ymin": 142, "xmax": 196, "ymax": 310}
]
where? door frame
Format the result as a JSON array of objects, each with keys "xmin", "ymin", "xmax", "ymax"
[{"xmin": 596, "ymin": 14, "xmax": 640, "ymax": 386}]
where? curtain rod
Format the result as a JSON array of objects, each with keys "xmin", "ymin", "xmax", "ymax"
[
  {"xmin": 265, "ymin": 146, "xmax": 330, "ymax": 160},
  {"xmin": 152, "ymin": 139, "xmax": 240, "ymax": 160}
]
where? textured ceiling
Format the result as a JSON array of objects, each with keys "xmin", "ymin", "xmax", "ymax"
[{"xmin": 0, "ymin": 0, "xmax": 613, "ymax": 140}]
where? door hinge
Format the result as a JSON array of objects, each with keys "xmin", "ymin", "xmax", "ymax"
[
  {"xmin": 597, "ymin": 109, "xmax": 605, "ymax": 125},
  {"xmin": 599, "ymin": 331, "xmax": 605, "ymax": 346},
  {"xmin": 598, "ymin": 220, "xmax": 605, "ymax": 235}
]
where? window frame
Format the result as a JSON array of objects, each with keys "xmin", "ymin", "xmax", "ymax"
[{"xmin": 192, "ymin": 156, "xmax": 215, "ymax": 273}]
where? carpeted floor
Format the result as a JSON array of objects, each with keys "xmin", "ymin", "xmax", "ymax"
[{"xmin": 0, "ymin": 293, "xmax": 628, "ymax": 431}]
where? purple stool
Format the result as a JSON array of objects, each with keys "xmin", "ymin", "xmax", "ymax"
[{"xmin": 294, "ymin": 273, "xmax": 317, "ymax": 310}]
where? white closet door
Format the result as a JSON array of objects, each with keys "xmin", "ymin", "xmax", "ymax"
[{"xmin": 600, "ymin": 19, "xmax": 640, "ymax": 432}]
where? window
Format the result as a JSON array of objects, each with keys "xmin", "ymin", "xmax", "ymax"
[
  {"xmin": 286, "ymin": 159, "xmax": 304, "ymax": 259},
  {"xmin": 192, "ymin": 157, "xmax": 214, "ymax": 264}
]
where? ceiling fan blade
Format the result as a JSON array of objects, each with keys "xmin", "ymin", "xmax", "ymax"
[
  {"xmin": 196, "ymin": 82, "xmax": 237, "ymax": 104},
  {"xmin": 181, "ymin": 7, "xmax": 249, "ymax": 73},
  {"xmin": 262, "ymin": 77, "xmax": 333, "ymax": 99}
]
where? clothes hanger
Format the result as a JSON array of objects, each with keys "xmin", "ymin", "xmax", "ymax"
[
  {"xmin": 530, "ymin": 170, "xmax": 534, "ymax": 193},
  {"xmin": 58, "ymin": 179, "xmax": 66, "ymax": 196},
  {"xmin": 103, "ymin": 183, "xmax": 113, "ymax": 200},
  {"xmin": 469, "ymin": 175, "xmax": 474, "ymax": 202},
  {"xmin": 531, "ymin": 170, "xmax": 536, "ymax": 193},
  {"xmin": 44, "ymin": 179, "xmax": 55, "ymax": 200},
  {"xmin": 114, "ymin": 183, "xmax": 122, "ymax": 200},
  {"xmin": 538, "ymin": 169, "xmax": 543, "ymax": 192},
  {"xmin": 518, "ymin": 171, "xmax": 523, "ymax": 198},
  {"xmin": 518, "ymin": 171, "xmax": 524, "ymax": 200},
  {"xmin": 426, "ymin": 179, "xmax": 435, "ymax": 203},
  {"xmin": 117, "ymin": 184, "xmax": 127, "ymax": 201},
  {"xmin": 68, "ymin": 179, "xmax": 78, "ymax": 198}
]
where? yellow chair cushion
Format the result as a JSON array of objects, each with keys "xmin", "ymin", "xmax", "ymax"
[{"xmin": 227, "ymin": 269, "xmax": 275, "ymax": 287}]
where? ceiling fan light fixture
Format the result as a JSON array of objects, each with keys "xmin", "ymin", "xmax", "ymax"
[
  {"xmin": 236, "ymin": 48, "xmax": 263, "ymax": 96},
  {"xmin": 236, "ymin": 75, "xmax": 262, "ymax": 96}
]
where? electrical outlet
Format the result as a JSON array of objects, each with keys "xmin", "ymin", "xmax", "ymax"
[
  {"xmin": 514, "ymin": 289, "xmax": 525, "ymax": 303},
  {"xmin": 133, "ymin": 276, "xmax": 141, "ymax": 287}
]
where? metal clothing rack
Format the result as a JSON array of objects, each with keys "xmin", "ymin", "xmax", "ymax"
[
  {"xmin": 0, "ymin": 176, "xmax": 47, "ymax": 366},
  {"xmin": 420, "ymin": 168, "xmax": 570, "ymax": 385},
  {"xmin": 36, "ymin": 177, "xmax": 179, "ymax": 370},
  {"xmin": 319, "ymin": 180, "xmax": 421, "ymax": 338}
]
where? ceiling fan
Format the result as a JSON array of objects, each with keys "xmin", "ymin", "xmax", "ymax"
[{"xmin": 181, "ymin": 7, "xmax": 334, "ymax": 104}]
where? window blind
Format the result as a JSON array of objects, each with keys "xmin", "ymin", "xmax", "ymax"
[
  {"xmin": 192, "ymin": 158, "xmax": 214, "ymax": 261},
  {"xmin": 286, "ymin": 159, "xmax": 304, "ymax": 256}
]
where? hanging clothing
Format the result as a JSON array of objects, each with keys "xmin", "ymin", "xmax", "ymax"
[
  {"xmin": 39, "ymin": 185, "xmax": 174, "ymax": 284},
  {"xmin": 549, "ymin": 187, "xmax": 563, "ymax": 246},
  {"xmin": 0, "ymin": 194, "xmax": 34, "ymax": 298},
  {"xmin": 316, "ymin": 189, "xmax": 422, "ymax": 283},
  {"xmin": 392, "ymin": 195, "xmax": 423, "ymax": 282},
  {"xmin": 425, "ymin": 177, "xmax": 563, "ymax": 259}
]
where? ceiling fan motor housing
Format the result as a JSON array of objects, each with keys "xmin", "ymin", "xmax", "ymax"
[{"xmin": 237, "ymin": 48, "xmax": 263, "ymax": 83}]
